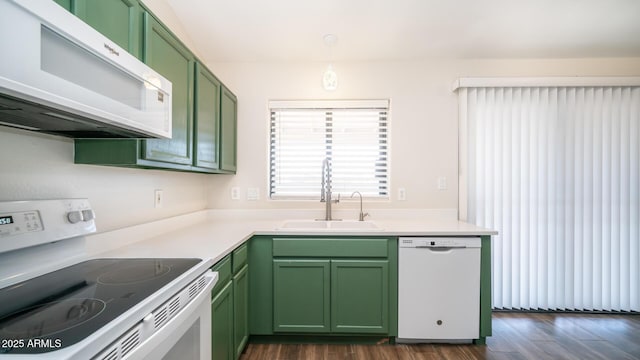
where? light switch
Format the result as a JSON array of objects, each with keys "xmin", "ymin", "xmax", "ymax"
[
  {"xmin": 231, "ymin": 187, "xmax": 241, "ymax": 200},
  {"xmin": 247, "ymin": 188, "xmax": 260, "ymax": 201}
]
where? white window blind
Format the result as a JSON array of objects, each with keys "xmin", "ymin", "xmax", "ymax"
[
  {"xmin": 269, "ymin": 100, "xmax": 389, "ymax": 200},
  {"xmin": 462, "ymin": 86, "xmax": 639, "ymax": 311}
]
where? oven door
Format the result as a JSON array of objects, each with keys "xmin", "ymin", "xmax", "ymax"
[{"xmin": 128, "ymin": 272, "xmax": 216, "ymax": 360}]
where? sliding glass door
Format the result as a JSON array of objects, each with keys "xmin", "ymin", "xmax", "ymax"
[{"xmin": 461, "ymin": 85, "xmax": 639, "ymax": 311}]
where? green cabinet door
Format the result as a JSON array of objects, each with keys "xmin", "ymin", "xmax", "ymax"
[
  {"xmin": 273, "ymin": 260, "xmax": 330, "ymax": 333},
  {"xmin": 70, "ymin": 1, "xmax": 238, "ymax": 174},
  {"xmin": 248, "ymin": 236, "xmax": 273, "ymax": 335},
  {"xmin": 331, "ymin": 260, "xmax": 389, "ymax": 334},
  {"xmin": 74, "ymin": 0, "xmax": 141, "ymax": 58},
  {"xmin": 211, "ymin": 281, "xmax": 233, "ymax": 360},
  {"xmin": 142, "ymin": 12, "xmax": 194, "ymax": 165},
  {"xmin": 478, "ymin": 235, "xmax": 492, "ymax": 344},
  {"xmin": 233, "ymin": 264, "xmax": 249, "ymax": 359},
  {"xmin": 194, "ymin": 62, "xmax": 221, "ymax": 170},
  {"xmin": 53, "ymin": 0, "xmax": 72, "ymax": 11},
  {"xmin": 220, "ymin": 86, "xmax": 237, "ymax": 172}
]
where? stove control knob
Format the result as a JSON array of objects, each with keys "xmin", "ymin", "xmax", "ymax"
[
  {"xmin": 67, "ymin": 211, "xmax": 83, "ymax": 224},
  {"xmin": 82, "ymin": 209, "xmax": 95, "ymax": 221}
]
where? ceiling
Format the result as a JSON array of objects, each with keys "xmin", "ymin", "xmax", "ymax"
[{"xmin": 166, "ymin": 0, "xmax": 640, "ymax": 63}]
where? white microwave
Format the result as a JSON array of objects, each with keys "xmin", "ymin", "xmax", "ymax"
[{"xmin": 0, "ymin": 0, "xmax": 172, "ymax": 139}]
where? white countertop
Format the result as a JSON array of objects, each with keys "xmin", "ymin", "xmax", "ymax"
[{"xmin": 89, "ymin": 209, "xmax": 497, "ymax": 265}]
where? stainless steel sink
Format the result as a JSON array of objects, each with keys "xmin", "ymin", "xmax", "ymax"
[
  {"xmin": 278, "ymin": 220, "xmax": 380, "ymax": 231},
  {"xmin": 278, "ymin": 220, "xmax": 329, "ymax": 229},
  {"xmin": 328, "ymin": 221, "xmax": 379, "ymax": 229}
]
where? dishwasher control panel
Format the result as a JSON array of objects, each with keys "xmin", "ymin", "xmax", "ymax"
[{"xmin": 399, "ymin": 237, "xmax": 481, "ymax": 248}]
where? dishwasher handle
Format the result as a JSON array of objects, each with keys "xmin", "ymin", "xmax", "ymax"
[{"xmin": 415, "ymin": 245, "xmax": 467, "ymax": 250}]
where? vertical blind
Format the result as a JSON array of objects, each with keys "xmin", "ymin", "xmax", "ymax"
[
  {"xmin": 465, "ymin": 86, "xmax": 639, "ymax": 311},
  {"xmin": 269, "ymin": 100, "xmax": 389, "ymax": 199}
]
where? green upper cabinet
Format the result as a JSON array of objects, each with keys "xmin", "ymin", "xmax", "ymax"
[
  {"xmin": 194, "ymin": 63, "xmax": 221, "ymax": 170},
  {"xmin": 74, "ymin": 0, "xmax": 142, "ymax": 59},
  {"xmin": 220, "ymin": 86, "xmax": 237, "ymax": 172},
  {"xmin": 142, "ymin": 12, "xmax": 194, "ymax": 165},
  {"xmin": 53, "ymin": 0, "xmax": 72, "ymax": 11},
  {"xmin": 72, "ymin": 1, "xmax": 237, "ymax": 174}
]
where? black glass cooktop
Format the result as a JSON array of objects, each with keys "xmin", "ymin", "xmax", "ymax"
[{"xmin": 0, "ymin": 258, "xmax": 200, "ymax": 354}]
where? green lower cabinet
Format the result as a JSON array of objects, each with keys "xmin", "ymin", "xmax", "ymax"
[
  {"xmin": 250, "ymin": 236, "xmax": 398, "ymax": 337},
  {"xmin": 211, "ymin": 249, "xmax": 249, "ymax": 360},
  {"xmin": 211, "ymin": 281, "xmax": 233, "ymax": 360},
  {"xmin": 233, "ymin": 264, "xmax": 249, "ymax": 358},
  {"xmin": 248, "ymin": 236, "xmax": 273, "ymax": 335},
  {"xmin": 331, "ymin": 260, "xmax": 389, "ymax": 334},
  {"xmin": 272, "ymin": 258, "xmax": 389, "ymax": 335},
  {"xmin": 477, "ymin": 235, "xmax": 492, "ymax": 344},
  {"xmin": 273, "ymin": 260, "xmax": 331, "ymax": 333}
]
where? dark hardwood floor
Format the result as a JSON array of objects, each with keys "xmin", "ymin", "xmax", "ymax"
[{"xmin": 239, "ymin": 312, "xmax": 640, "ymax": 360}]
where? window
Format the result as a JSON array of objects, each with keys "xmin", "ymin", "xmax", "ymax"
[
  {"xmin": 269, "ymin": 100, "xmax": 389, "ymax": 200},
  {"xmin": 458, "ymin": 80, "xmax": 640, "ymax": 312}
]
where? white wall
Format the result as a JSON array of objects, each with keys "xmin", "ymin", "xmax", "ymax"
[
  {"xmin": 116, "ymin": 1, "xmax": 640, "ymax": 214},
  {"xmin": 204, "ymin": 57, "xmax": 640, "ymax": 211},
  {"xmin": 0, "ymin": 128, "xmax": 209, "ymax": 232},
  {"xmin": 1, "ymin": 0, "xmax": 638, "ymax": 231}
]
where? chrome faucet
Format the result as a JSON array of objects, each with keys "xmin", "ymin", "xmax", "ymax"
[
  {"xmin": 350, "ymin": 191, "xmax": 369, "ymax": 221},
  {"xmin": 320, "ymin": 158, "xmax": 339, "ymax": 221}
]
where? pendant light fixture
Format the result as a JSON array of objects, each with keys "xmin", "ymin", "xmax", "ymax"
[{"xmin": 322, "ymin": 34, "xmax": 338, "ymax": 91}]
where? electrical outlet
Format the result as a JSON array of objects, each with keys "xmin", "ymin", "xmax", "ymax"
[
  {"xmin": 398, "ymin": 188, "xmax": 406, "ymax": 201},
  {"xmin": 437, "ymin": 176, "xmax": 448, "ymax": 190},
  {"xmin": 231, "ymin": 187, "xmax": 241, "ymax": 200},
  {"xmin": 154, "ymin": 189, "xmax": 163, "ymax": 208}
]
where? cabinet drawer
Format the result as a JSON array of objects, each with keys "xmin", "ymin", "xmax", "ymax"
[
  {"xmin": 211, "ymin": 255, "xmax": 232, "ymax": 294},
  {"xmin": 272, "ymin": 238, "xmax": 388, "ymax": 258},
  {"xmin": 232, "ymin": 243, "xmax": 248, "ymax": 274}
]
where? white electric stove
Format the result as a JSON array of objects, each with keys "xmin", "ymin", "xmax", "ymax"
[{"xmin": 0, "ymin": 199, "xmax": 217, "ymax": 359}]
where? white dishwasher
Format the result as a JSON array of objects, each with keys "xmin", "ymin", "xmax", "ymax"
[{"xmin": 398, "ymin": 237, "xmax": 481, "ymax": 342}]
